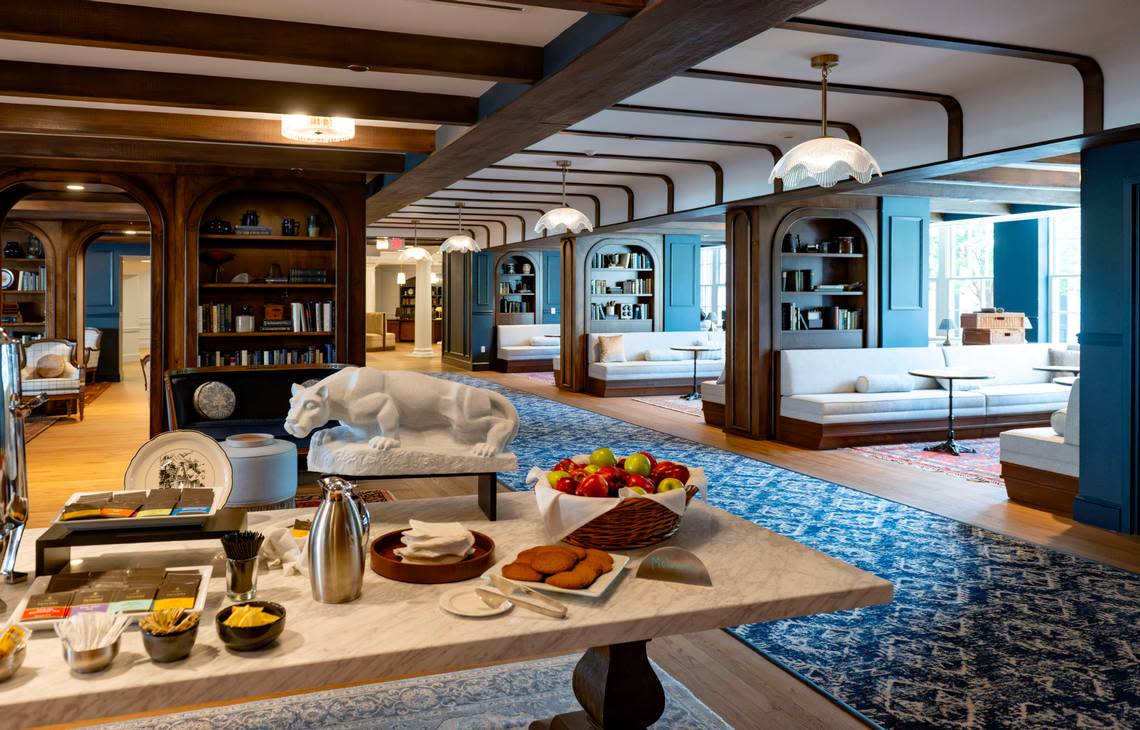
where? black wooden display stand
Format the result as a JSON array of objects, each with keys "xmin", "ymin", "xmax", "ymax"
[{"xmin": 35, "ymin": 509, "xmax": 247, "ymax": 576}]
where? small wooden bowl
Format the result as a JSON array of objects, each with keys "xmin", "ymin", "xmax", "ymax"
[{"xmin": 370, "ymin": 529, "xmax": 495, "ymax": 584}]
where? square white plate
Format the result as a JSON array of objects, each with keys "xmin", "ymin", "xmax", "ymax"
[{"xmin": 488, "ymin": 551, "xmax": 630, "ymax": 599}]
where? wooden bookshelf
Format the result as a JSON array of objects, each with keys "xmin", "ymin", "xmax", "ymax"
[
  {"xmin": 1, "ymin": 228, "xmax": 50, "ymax": 339},
  {"xmin": 496, "ymin": 253, "xmax": 538, "ymax": 325},
  {"xmin": 771, "ymin": 209, "xmax": 876, "ymax": 350},
  {"xmin": 194, "ymin": 190, "xmax": 339, "ymax": 368},
  {"xmin": 588, "ymin": 243, "xmax": 655, "ymax": 333}
]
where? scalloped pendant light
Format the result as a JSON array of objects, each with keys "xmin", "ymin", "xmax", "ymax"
[{"xmin": 535, "ymin": 160, "xmax": 594, "ymax": 236}]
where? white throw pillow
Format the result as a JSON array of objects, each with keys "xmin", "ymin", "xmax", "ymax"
[
  {"xmin": 854, "ymin": 374, "xmax": 915, "ymax": 394},
  {"xmin": 645, "ymin": 349, "xmax": 687, "ymax": 362},
  {"xmin": 530, "ymin": 336, "xmax": 560, "ymax": 346},
  {"xmin": 596, "ymin": 335, "xmax": 626, "ymax": 363},
  {"xmin": 692, "ymin": 339, "xmax": 721, "ymax": 360},
  {"xmin": 936, "ymin": 378, "xmax": 981, "ymax": 391},
  {"xmin": 1051, "ymin": 408, "xmax": 1067, "ymax": 437}
]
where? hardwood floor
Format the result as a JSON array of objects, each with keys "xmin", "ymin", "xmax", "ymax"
[{"xmin": 25, "ymin": 346, "xmax": 1140, "ymax": 729}]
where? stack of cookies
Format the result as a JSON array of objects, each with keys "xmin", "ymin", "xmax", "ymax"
[{"xmin": 502, "ymin": 545, "xmax": 614, "ymax": 589}]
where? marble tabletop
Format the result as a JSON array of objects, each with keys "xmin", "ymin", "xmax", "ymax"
[{"xmin": 0, "ymin": 492, "xmax": 892, "ymax": 727}]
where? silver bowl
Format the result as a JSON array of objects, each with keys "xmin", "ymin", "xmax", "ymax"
[
  {"xmin": 62, "ymin": 637, "xmax": 120, "ymax": 674},
  {"xmin": 0, "ymin": 645, "xmax": 26, "ymax": 682}
]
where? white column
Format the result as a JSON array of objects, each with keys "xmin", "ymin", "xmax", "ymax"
[{"xmin": 410, "ymin": 257, "xmax": 434, "ymax": 357}]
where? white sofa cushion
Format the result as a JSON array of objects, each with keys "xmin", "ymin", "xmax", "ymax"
[
  {"xmin": 700, "ymin": 380, "xmax": 724, "ymax": 404},
  {"xmin": 780, "ymin": 389, "xmax": 985, "ymax": 424},
  {"xmin": 588, "ymin": 331, "xmax": 725, "ymax": 364},
  {"xmin": 941, "ymin": 343, "xmax": 1053, "ymax": 385},
  {"xmin": 500, "ymin": 345, "xmax": 561, "ymax": 361},
  {"xmin": 645, "ymin": 349, "xmax": 688, "ymax": 361},
  {"xmin": 1064, "ymin": 377, "xmax": 1080, "ymax": 446},
  {"xmin": 780, "ymin": 347, "xmax": 943, "ymax": 396},
  {"xmin": 530, "ymin": 335, "xmax": 560, "ymax": 346},
  {"xmin": 855, "ymin": 374, "xmax": 914, "ymax": 393},
  {"xmin": 589, "ymin": 359, "xmax": 725, "ymax": 382},
  {"xmin": 1000, "ymin": 427, "xmax": 1079, "ymax": 477},
  {"xmin": 23, "ymin": 376, "xmax": 82, "ymax": 395},
  {"xmin": 974, "ymin": 383, "xmax": 1070, "ymax": 415},
  {"xmin": 497, "ymin": 323, "xmax": 560, "ymax": 348}
]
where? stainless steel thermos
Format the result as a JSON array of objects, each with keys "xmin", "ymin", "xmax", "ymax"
[
  {"xmin": 0, "ymin": 329, "xmax": 42, "ymax": 585},
  {"xmin": 308, "ymin": 476, "xmax": 368, "ymax": 603}
]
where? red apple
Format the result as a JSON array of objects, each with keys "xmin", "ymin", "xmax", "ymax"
[
  {"xmin": 651, "ymin": 461, "xmax": 690, "ymax": 485},
  {"xmin": 597, "ymin": 466, "xmax": 625, "ymax": 483},
  {"xmin": 638, "ymin": 451, "xmax": 658, "ymax": 469},
  {"xmin": 576, "ymin": 473, "xmax": 610, "ymax": 498},
  {"xmin": 554, "ymin": 476, "xmax": 578, "ymax": 495},
  {"xmin": 554, "ymin": 458, "xmax": 577, "ymax": 472},
  {"xmin": 625, "ymin": 474, "xmax": 656, "ymax": 493},
  {"xmin": 617, "ymin": 457, "xmax": 626, "ymax": 469}
]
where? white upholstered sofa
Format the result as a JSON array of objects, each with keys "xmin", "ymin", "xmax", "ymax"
[
  {"xmin": 776, "ymin": 343, "xmax": 1072, "ymax": 448},
  {"xmin": 587, "ymin": 330, "xmax": 725, "ymax": 396},
  {"xmin": 495, "ymin": 324, "xmax": 560, "ymax": 372},
  {"xmin": 1000, "ymin": 377, "xmax": 1079, "ymax": 514}
]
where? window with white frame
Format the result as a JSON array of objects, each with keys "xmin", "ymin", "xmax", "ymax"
[
  {"xmin": 928, "ymin": 219, "xmax": 995, "ymax": 340},
  {"xmin": 699, "ymin": 244, "xmax": 727, "ymax": 325},
  {"xmin": 1048, "ymin": 209, "xmax": 1081, "ymax": 344}
]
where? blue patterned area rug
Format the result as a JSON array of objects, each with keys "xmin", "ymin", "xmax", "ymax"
[
  {"xmin": 434, "ymin": 373, "xmax": 1140, "ymax": 730},
  {"xmin": 93, "ymin": 656, "xmax": 726, "ymax": 729}
]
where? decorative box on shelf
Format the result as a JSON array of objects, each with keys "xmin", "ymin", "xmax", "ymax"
[{"xmin": 961, "ymin": 310, "xmax": 1028, "ymax": 345}]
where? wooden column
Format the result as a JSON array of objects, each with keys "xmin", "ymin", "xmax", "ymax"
[
  {"xmin": 724, "ymin": 205, "xmax": 773, "ymax": 439},
  {"xmin": 558, "ymin": 235, "xmax": 582, "ymax": 391}
]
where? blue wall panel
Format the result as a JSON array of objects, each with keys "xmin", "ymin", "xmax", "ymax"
[
  {"xmin": 879, "ymin": 197, "xmax": 931, "ymax": 346},
  {"xmin": 663, "ymin": 235, "xmax": 701, "ymax": 331},
  {"xmin": 470, "ymin": 251, "xmax": 494, "ymax": 364},
  {"xmin": 84, "ymin": 242, "xmax": 149, "ymax": 381},
  {"xmin": 542, "ymin": 250, "xmax": 560, "ymax": 324},
  {"xmin": 993, "ymin": 218, "xmax": 1048, "ymax": 341},
  {"xmin": 1075, "ymin": 142, "xmax": 1140, "ymax": 533}
]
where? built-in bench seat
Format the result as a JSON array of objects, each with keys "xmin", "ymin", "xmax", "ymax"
[
  {"xmin": 700, "ymin": 379, "xmax": 724, "ymax": 426},
  {"xmin": 777, "ymin": 343, "xmax": 1073, "ymax": 448},
  {"xmin": 587, "ymin": 330, "xmax": 724, "ymax": 397},
  {"xmin": 1000, "ymin": 378, "xmax": 1080, "ymax": 514},
  {"xmin": 495, "ymin": 324, "xmax": 560, "ymax": 372}
]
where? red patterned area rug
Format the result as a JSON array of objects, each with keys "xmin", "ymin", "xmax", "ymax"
[{"xmin": 847, "ymin": 437, "xmax": 1004, "ymax": 486}]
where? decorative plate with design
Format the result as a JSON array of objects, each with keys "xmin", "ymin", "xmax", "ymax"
[
  {"xmin": 1, "ymin": 269, "xmax": 13, "ymax": 290},
  {"xmin": 193, "ymin": 380, "xmax": 236, "ymax": 420},
  {"xmin": 124, "ymin": 429, "xmax": 232, "ymax": 501}
]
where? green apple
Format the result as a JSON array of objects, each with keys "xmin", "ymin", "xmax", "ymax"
[
  {"xmin": 657, "ymin": 477, "xmax": 685, "ymax": 493},
  {"xmin": 627, "ymin": 486, "xmax": 648, "ymax": 495},
  {"xmin": 589, "ymin": 447, "xmax": 617, "ymax": 467},
  {"xmin": 623, "ymin": 452, "xmax": 652, "ymax": 476},
  {"xmin": 547, "ymin": 470, "xmax": 571, "ymax": 488},
  {"xmin": 583, "ymin": 464, "xmax": 601, "ymax": 475}
]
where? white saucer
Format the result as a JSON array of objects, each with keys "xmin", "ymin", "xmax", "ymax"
[{"xmin": 439, "ymin": 586, "xmax": 512, "ymax": 618}]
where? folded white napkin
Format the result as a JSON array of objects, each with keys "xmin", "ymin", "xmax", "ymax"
[
  {"xmin": 395, "ymin": 519, "xmax": 475, "ymax": 564},
  {"xmin": 262, "ymin": 527, "xmax": 308, "ymax": 577}
]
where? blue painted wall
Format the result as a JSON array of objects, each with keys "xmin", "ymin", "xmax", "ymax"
[
  {"xmin": 662, "ymin": 235, "xmax": 701, "ymax": 331},
  {"xmin": 1075, "ymin": 142, "xmax": 1139, "ymax": 533},
  {"xmin": 993, "ymin": 218, "xmax": 1048, "ymax": 341},
  {"xmin": 879, "ymin": 197, "xmax": 931, "ymax": 346},
  {"xmin": 470, "ymin": 251, "xmax": 495, "ymax": 366},
  {"xmin": 542, "ymin": 251, "xmax": 560, "ymax": 324},
  {"xmin": 84, "ymin": 241, "xmax": 149, "ymax": 381}
]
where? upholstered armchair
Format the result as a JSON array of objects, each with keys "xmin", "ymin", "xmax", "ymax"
[
  {"xmin": 365, "ymin": 311, "xmax": 396, "ymax": 352},
  {"xmin": 21, "ymin": 338, "xmax": 85, "ymax": 420},
  {"xmin": 83, "ymin": 327, "xmax": 102, "ymax": 383}
]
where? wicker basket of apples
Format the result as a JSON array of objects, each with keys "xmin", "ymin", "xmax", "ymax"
[{"xmin": 527, "ymin": 448, "xmax": 704, "ymax": 551}]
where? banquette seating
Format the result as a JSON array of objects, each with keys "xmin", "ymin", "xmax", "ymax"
[
  {"xmin": 775, "ymin": 343, "xmax": 1072, "ymax": 448},
  {"xmin": 495, "ymin": 324, "xmax": 560, "ymax": 372},
  {"xmin": 587, "ymin": 330, "xmax": 725, "ymax": 397},
  {"xmin": 700, "ymin": 377, "xmax": 725, "ymax": 426},
  {"xmin": 999, "ymin": 377, "xmax": 1080, "ymax": 514}
]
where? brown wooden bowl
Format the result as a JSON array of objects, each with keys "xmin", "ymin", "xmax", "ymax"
[{"xmin": 369, "ymin": 529, "xmax": 495, "ymax": 584}]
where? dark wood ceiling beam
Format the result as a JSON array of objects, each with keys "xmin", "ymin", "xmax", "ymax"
[
  {"xmin": 0, "ymin": 132, "xmax": 402, "ymax": 172},
  {"xmin": 365, "ymin": 0, "xmax": 827, "ymax": 219},
  {"xmin": 0, "ymin": 61, "xmax": 476, "ymax": 126},
  {"xmin": 383, "ymin": 215, "xmax": 503, "ymax": 244},
  {"xmin": 491, "ymin": 163, "xmax": 674, "ymax": 213},
  {"xmin": 0, "ymin": 103, "xmax": 435, "ymax": 153},
  {"xmin": 1, "ymin": 0, "xmax": 541, "ymax": 83},
  {"xmin": 679, "ymin": 68, "xmax": 962, "ymax": 159},
  {"xmin": 611, "ymin": 103, "xmax": 861, "ymax": 144},
  {"xmin": 781, "ymin": 16, "xmax": 1103, "ymax": 133},
  {"xmin": 518, "ymin": 148, "xmax": 723, "ymax": 203},
  {"xmin": 465, "ymin": 176, "xmax": 633, "ymax": 220},
  {"xmin": 869, "ymin": 181, "xmax": 1079, "ymax": 207},
  {"xmin": 934, "ymin": 167, "xmax": 1080, "ymax": 189},
  {"xmin": 507, "ymin": 0, "xmax": 646, "ymax": 15},
  {"xmin": 432, "ymin": 191, "xmax": 602, "ymax": 225},
  {"xmin": 560, "ymin": 128, "xmax": 782, "ymax": 160},
  {"xmin": 398, "ymin": 209, "xmax": 529, "ymax": 241}
]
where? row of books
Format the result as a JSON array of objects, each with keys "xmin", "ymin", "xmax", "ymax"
[
  {"xmin": 197, "ymin": 301, "xmax": 334, "ymax": 333},
  {"xmin": 591, "ymin": 252, "xmax": 651, "ymax": 270},
  {"xmin": 780, "ymin": 269, "xmax": 814, "ymax": 292},
  {"xmin": 287, "ymin": 267, "xmax": 328, "ymax": 284},
  {"xmin": 591, "ymin": 302, "xmax": 650, "ymax": 321},
  {"xmin": 196, "ymin": 344, "xmax": 336, "ymax": 367},
  {"xmin": 500, "ymin": 300, "xmax": 531, "ymax": 313},
  {"xmin": 590, "ymin": 278, "xmax": 651, "ymax": 294},
  {"xmin": 781, "ymin": 303, "xmax": 863, "ymax": 331},
  {"xmin": 289, "ymin": 301, "xmax": 334, "ymax": 333},
  {"xmin": 14, "ymin": 268, "xmax": 45, "ymax": 291}
]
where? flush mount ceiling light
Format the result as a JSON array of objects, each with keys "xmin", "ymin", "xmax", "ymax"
[
  {"xmin": 65, "ymin": 183, "xmax": 85, "ymax": 191},
  {"xmin": 768, "ymin": 54, "xmax": 881, "ymax": 189},
  {"xmin": 440, "ymin": 203, "xmax": 482, "ymax": 254},
  {"xmin": 535, "ymin": 160, "xmax": 593, "ymax": 236},
  {"xmin": 375, "ymin": 236, "xmax": 390, "ymax": 250},
  {"xmin": 281, "ymin": 114, "xmax": 355, "ymax": 143}
]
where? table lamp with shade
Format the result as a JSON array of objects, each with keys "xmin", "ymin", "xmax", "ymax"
[{"xmin": 938, "ymin": 318, "xmax": 955, "ymax": 346}]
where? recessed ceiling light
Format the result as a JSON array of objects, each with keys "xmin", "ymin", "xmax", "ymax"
[
  {"xmin": 124, "ymin": 229, "xmax": 139, "ymax": 235},
  {"xmin": 66, "ymin": 183, "xmax": 85, "ymax": 191}
]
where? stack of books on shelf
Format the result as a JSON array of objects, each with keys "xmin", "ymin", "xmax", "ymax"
[
  {"xmin": 500, "ymin": 300, "xmax": 530, "ymax": 313},
  {"xmin": 234, "ymin": 225, "xmax": 272, "ymax": 236},
  {"xmin": 197, "ymin": 344, "xmax": 335, "ymax": 367},
  {"xmin": 781, "ymin": 303, "xmax": 863, "ymax": 331},
  {"xmin": 592, "ymin": 251, "xmax": 651, "ymax": 269},
  {"xmin": 288, "ymin": 268, "xmax": 329, "ymax": 284},
  {"xmin": 260, "ymin": 318, "xmax": 294, "ymax": 333},
  {"xmin": 16, "ymin": 268, "xmax": 45, "ymax": 290}
]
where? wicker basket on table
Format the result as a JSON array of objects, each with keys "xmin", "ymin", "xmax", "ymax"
[{"xmin": 563, "ymin": 484, "xmax": 700, "ymax": 551}]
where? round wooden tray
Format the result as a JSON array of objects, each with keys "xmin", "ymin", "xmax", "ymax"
[{"xmin": 369, "ymin": 529, "xmax": 495, "ymax": 584}]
